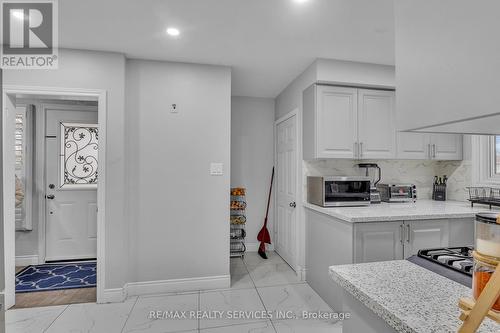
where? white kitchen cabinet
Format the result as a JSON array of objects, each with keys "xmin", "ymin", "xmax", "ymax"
[
  {"xmin": 354, "ymin": 219, "xmax": 451, "ymax": 262},
  {"xmin": 354, "ymin": 221, "xmax": 404, "ymax": 263},
  {"xmin": 310, "ymin": 85, "xmax": 358, "ymax": 159},
  {"xmin": 397, "ymin": 132, "xmax": 463, "ymax": 160},
  {"xmin": 397, "ymin": 132, "xmax": 430, "ymax": 159},
  {"xmin": 303, "ymin": 84, "xmax": 395, "ymax": 159},
  {"xmin": 430, "ymin": 133, "xmax": 463, "ymax": 160},
  {"xmin": 306, "ymin": 208, "xmax": 474, "ymax": 313},
  {"xmin": 358, "ymin": 89, "xmax": 396, "ymax": 159},
  {"xmin": 403, "ymin": 219, "xmax": 449, "ymax": 258}
]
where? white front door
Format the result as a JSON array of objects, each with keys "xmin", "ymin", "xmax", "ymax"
[
  {"xmin": 275, "ymin": 114, "xmax": 297, "ymax": 269},
  {"xmin": 45, "ymin": 108, "xmax": 98, "ymax": 261}
]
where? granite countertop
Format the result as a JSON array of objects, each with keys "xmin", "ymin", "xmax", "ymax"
[
  {"xmin": 304, "ymin": 199, "xmax": 497, "ymax": 223},
  {"xmin": 329, "ymin": 260, "xmax": 500, "ymax": 333}
]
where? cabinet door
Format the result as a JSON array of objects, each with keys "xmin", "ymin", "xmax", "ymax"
[
  {"xmin": 404, "ymin": 220, "xmax": 449, "ymax": 258},
  {"xmin": 430, "ymin": 134, "xmax": 463, "ymax": 160},
  {"xmin": 397, "ymin": 132, "xmax": 431, "ymax": 159},
  {"xmin": 354, "ymin": 222, "xmax": 404, "ymax": 263},
  {"xmin": 358, "ymin": 89, "xmax": 396, "ymax": 159},
  {"xmin": 316, "ymin": 86, "xmax": 358, "ymax": 159}
]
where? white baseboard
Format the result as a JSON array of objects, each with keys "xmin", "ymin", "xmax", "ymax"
[
  {"xmin": 244, "ymin": 242, "xmax": 275, "ymax": 252},
  {"xmin": 126, "ymin": 275, "xmax": 231, "ymax": 297},
  {"xmin": 15, "ymin": 255, "xmax": 39, "ymax": 266},
  {"xmin": 100, "ymin": 288, "xmax": 127, "ymax": 303},
  {"xmin": 297, "ymin": 266, "xmax": 307, "ymax": 281}
]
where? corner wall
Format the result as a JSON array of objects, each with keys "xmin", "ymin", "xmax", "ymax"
[{"xmin": 125, "ymin": 59, "xmax": 231, "ymax": 288}]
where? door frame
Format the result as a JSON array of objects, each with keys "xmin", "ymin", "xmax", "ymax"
[
  {"xmin": 274, "ymin": 108, "xmax": 302, "ymax": 277},
  {"xmin": 2, "ymin": 85, "xmax": 107, "ymax": 305}
]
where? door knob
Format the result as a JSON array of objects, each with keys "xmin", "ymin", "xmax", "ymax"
[
  {"xmin": 46, "ymin": 194, "xmax": 55, "ymax": 200},
  {"xmin": 289, "ymin": 202, "xmax": 296, "ymax": 208}
]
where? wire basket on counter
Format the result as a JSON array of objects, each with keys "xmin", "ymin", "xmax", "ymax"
[{"xmin": 467, "ymin": 187, "xmax": 500, "ymax": 208}]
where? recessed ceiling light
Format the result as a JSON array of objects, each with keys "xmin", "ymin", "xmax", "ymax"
[
  {"xmin": 293, "ymin": 0, "xmax": 309, "ymax": 3},
  {"xmin": 166, "ymin": 27, "xmax": 180, "ymax": 37}
]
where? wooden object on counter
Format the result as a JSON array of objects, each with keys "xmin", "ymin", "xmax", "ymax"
[{"xmin": 458, "ymin": 263, "xmax": 500, "ymax": 332}]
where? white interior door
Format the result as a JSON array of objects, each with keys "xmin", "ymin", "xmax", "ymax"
[
  {"xmin": 2, "ymin": 94, "xmax": 17, "ymax": 309},
  {"xmin": 275, "ymin": 114, "xmax": 297, "ymax": 269},
  {"xmin": 45, "ymin": 108, "xmax": 98, "ymax": 261}
]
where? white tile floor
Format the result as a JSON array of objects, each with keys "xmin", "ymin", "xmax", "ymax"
[{"xmin": 6, "ymin": 252, "xmax": 342, "ymax": 333}]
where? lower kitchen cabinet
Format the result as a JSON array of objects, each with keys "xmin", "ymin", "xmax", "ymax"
[
  {"xmin": 354, "ymin": 222, "xmax": 404, "ymax": 263},
  {"xmin": 354, "ymin": 219, "xmax": 450, "ymax": 262},
  {"xmin": 403, "ymin": 219, "xmax": 449, "ymax": 258},
  {"xmin": 305, "ymin": 208, "xmax": 474, "ymax": 312}
]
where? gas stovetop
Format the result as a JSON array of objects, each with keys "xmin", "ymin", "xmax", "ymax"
[{"xmin": 417, "ymin": 246, "xmax": 473, "ymax": 276}]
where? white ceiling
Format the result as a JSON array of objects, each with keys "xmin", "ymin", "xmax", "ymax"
[{"xmin": 59, "ymin": 0, "xmax": 394, "ymax": 98}]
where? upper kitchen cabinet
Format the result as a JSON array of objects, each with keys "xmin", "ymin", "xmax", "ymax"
[
  {"xmin": 430, "ymin": 134, "xmax": 463, "ymax": 160},
  {"xmin": 303, "ymin": 85, "xmax": 358, "ymax": 159},
  {"xmin": 303, "ymin": 84, "xmax": 396, "ymax": 160},
  {"xmin": 397, "ymin": 132, "xmax": 429, "ymax": 160},
  {"xmin": 395, "ymin": 1, "xmax": 500, "ymax": 135},
  {"xmin": 397, "ymin": 132, "xmax": 463, "ymax": 160},
  {"xmin": 357, "ymin": 89, "xmax": 396, "ymax": 159}
]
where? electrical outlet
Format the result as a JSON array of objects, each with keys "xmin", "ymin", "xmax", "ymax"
[
  {"xmin": 170, "ymin": 103, "xmax": 178, "ymax": 113},
  {"xmin": 210, "ymin": 163, "xmax": 223, "ymax": 176}
]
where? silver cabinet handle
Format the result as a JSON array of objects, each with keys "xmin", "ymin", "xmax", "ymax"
[
  {"xmin": 428, "ymin": 144, "xmax": 431, "ymax": 159},
  {"xmin": 354, "ymin": 142, "xmax": 358, "ymax": 158},
  {"xmin": 359, "ymin": 142, "xmax": 363, "ymax": 158},
  {"xmin": 400, "ymin": 224, "xmax": 404, "ymax": 244},
  {"xmin": 46, "ymin": 194, "xmax": 55, "ymax": 200},
  {"xmin": 406, "ymin": 224, "xmax": 411, "ymax": 243},
  {"xmin": 433, "ymin": 144, "xmax": 436, "ymax": 158}
]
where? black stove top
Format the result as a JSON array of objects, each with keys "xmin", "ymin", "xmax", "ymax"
[
  {"xmin": 406, "ymin": 246, "xmax": 474, "ymax": 287},
  {"xmin": 417, "ymin": 246, "xmax": 473, "ymax": 276}
]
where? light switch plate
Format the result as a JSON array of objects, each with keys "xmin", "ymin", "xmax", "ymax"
[{"xmin": 210, "ymin": 163, "xmax": 223, "ymax": 176}]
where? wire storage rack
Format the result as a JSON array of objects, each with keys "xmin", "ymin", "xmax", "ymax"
[
  {"xmin": 467, "ymin": 187, "xmax": 500, "ymax": 208},
  {"xmin": 230, "ymin": 188, "xmax": 246, "ymax": 258}
]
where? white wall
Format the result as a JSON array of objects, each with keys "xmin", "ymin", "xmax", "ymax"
[
  {"xmin": 275, "ymin": 62, "xmax": 317, "ymax": 121},
  {"xmin": 4, "ymin": 49, "xmax": 128, "ymax": 289},
  {"xmin": 231, "ymin": 97, "xmax": 274, "ymax": 251},
  {"xmin": 125, "ymin": 60, "xmax": 231, "ymax": 284}
]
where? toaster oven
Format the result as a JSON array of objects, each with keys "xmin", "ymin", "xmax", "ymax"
[
  {"xmin": 376, "ymin": 184, "xmax": 417, "ymax": 203},
  {"xmin": 307, "ymin": 176, "xmax": 371, "ymax": 207}
]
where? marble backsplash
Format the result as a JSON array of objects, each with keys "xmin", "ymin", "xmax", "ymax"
[{"xmin": 304, "ymin": 159, "xmax": 472, "ymax": 202}]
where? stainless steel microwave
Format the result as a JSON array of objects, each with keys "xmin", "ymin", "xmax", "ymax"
[{"xmin": 307, "ymin": 176, "xmax": 371, "ymax": 207}]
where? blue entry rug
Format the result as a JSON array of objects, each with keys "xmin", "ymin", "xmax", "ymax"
[{"xmin": 16, "ymin": 262, "xmax": 96, "ymax": 293}]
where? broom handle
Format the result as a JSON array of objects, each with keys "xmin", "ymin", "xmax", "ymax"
[{"xmin": 264, "ymin": 167, "xmax": 274, "ymax": 225}]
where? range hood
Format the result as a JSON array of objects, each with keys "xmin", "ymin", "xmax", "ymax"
[{"xmin": 395, "ymin": 0, "xmax": 500, "ymax": 135}]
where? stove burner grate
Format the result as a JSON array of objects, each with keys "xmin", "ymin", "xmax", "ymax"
[{"xmin": 417, "ymin": 246, "xmax": 473, "ymax": 276}]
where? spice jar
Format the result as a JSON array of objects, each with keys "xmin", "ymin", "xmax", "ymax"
[
  {"xmin": 472, "ymin": 251, "xmax": 500, "ymax": 312},
  {"xmin": 475, "ymin": 213, "xmax": 500, "ymax": 259}
]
